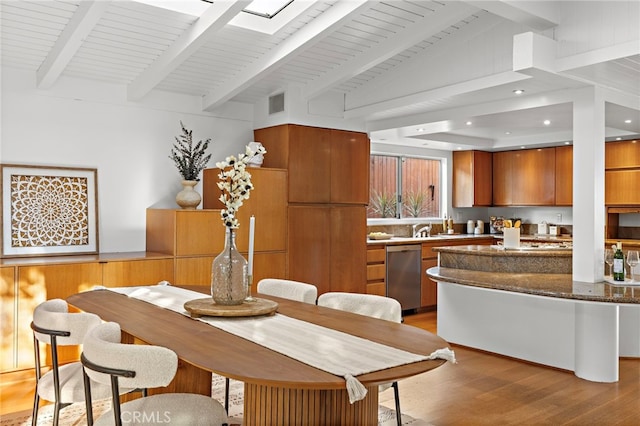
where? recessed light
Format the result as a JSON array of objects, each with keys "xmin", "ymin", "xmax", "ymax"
[
  {"xmin": 457, "ymin": 147, "xmax": 463, "ymax": 150},
  {"xmin": 564, "ymin": 141, "xmax": 571, "ymax": 145},
  {"xmin": 624, "ymin": 119, "xmax": 632, "ymax": 124},
  {"xmin": 616, "ymin": 137, "xmax": 622, "ymax": 141},
  {"xmin": 543, "ymin": 120, "xmax": 551, "ymax": 125},
  {"xmin": 505, "ymin": 131, "xmax": 511, "ymax": 135},
  {"xmin": 417, "ymin": 128, "xmax": 424, "ymax": 132},
  {"xmin": 520, "ymin": 146, "xmax": 526, "ymax": 149},
  {"xmin": 466, "ymin": 121, "xmax": 472, "ymax": 126},
  {"xmin": 513, "ymin": 89, "xmax": 524, "ymax": 95}
]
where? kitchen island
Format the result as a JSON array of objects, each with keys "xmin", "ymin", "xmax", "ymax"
[{"xmin": 427, "ymin": 245, "xmax": 640, "ymax": 384}]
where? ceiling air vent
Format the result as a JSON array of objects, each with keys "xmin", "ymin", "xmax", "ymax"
[{"xmin": 269, "ymin": 92, "xmax": 285, "ymax": 114}]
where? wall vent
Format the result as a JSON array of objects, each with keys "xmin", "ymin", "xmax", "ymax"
[{"xmin": 269, "ymin": 92, "xmax": 285, "ymax": 114}]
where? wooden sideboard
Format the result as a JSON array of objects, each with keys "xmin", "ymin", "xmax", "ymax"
[{"xmin": 0, "ymin": 252, "xmax": 173, "ymax": 372}]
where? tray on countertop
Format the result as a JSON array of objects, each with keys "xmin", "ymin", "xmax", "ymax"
[{"xmin": 368, "ymin": 233, "xmax": 394, "ymax": 240}]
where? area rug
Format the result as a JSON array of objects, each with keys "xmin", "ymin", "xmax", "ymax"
[{"xmin": 2, "ymin": 375, "xmax": 426, "ymax": 425}]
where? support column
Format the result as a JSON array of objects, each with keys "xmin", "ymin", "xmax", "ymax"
[{"xmin": 572, "ymin": 88, "xmax": 606, "ymax": 283}]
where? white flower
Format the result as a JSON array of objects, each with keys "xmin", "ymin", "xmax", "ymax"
[{"xmin": 217, "ymin": 144, "xmax": 267, "ymax": 228}]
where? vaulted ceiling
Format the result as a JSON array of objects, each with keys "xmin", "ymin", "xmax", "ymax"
[{"xmin": 2, "ymin": 0, "xmax": 639, "ymax": 151}]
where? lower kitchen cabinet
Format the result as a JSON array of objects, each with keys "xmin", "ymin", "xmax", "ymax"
[
  {"xmin": 421, "ymin": 237, "xmax": 494, "ymax": 308},
  {"xmin": 421, "ymin": 245, "xmax": 438, "ymax": 308},
  {"xmin": 366, "ymin": 244, "xmax": 386, "ymax": 296}
]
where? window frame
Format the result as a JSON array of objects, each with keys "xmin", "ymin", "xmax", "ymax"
[{"xmin": 367, "ymin": 152, "xmax": 446, "ymax": 224}]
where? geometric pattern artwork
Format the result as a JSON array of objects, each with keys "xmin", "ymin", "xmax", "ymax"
[
  {"xmin": 1, "ymin": 164, "xmax": 98, "ymax": 257},
  {"xmin": 10, "ymin": 174, "xmax": 89, "ymax": 247}
]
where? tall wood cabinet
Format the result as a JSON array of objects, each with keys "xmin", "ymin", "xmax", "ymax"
[
  {"xmin": 452, "ymin": 150, "xmax": 492, "ymax": 207},
  {"xmin": 254, "ymin": 124, "xmax": 370, "ymax": 295}
]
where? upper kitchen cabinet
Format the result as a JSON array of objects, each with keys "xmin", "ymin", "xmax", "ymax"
[
  {"xmin": 493, "ymin": 148, "xmax": 556, "ymax": 206},
  {"xmin": 605, "ymin": 140, "xmax": 640, "ymax": 206},
  {"xmin": 254, "ymin": 124, "xmax": 370, "ymax": 204},
  {"xmin": 452, "ymin": 150, "xmax": 492, "ymax": 207},
  {"xmin": 492, "ymin": 151, "xmax": 513, "ymax": 205},
  {"xmin": 555, "ymin": 145, "xmax": 573, "ymax": 206},
  {"xmin": 605, "ymin": 140, "xmax": 640, "ymax": 169}
]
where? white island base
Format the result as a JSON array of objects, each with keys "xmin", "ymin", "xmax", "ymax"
[{"xmin": 437, "ymin": 282, "xmax": 640, "ymax": 383}]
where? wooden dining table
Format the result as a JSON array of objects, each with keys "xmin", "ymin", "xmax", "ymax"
[{"xmin": 67, "ymin": 285, "xmax": 450, "ymax": 425}]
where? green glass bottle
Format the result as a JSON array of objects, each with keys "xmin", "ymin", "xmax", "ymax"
[{"xmin": 613, "ymin": 242, "xmax": 625, "ymax": 282}]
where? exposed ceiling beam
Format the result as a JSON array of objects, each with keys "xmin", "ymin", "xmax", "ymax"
[
  {"xmin": 345, "ymin": 72, "xmax": 530, "ymax": 120},
  {"xmin": 36, "ymin": 0, "xmax": 110, "ymax": 89},
  {"xmin": 469, "ymin": 0, "xmax": 559, "ymax": 31},
  {"xmin": 302, "ymin": 2, "xmax": 477, "ymax": 100},
  {"xmin": 127, "ymin": 0, "xmax": 251, "ymax": 101},
  {"xmin": 366, "ymin": 86, "xmax": 583, "ymax": 133},
  {"xmin": 201, "ymin": 0, "xmax": 370, "ymax": 111}
]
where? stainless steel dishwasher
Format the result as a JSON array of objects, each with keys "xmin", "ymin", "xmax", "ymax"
[{"xmin": 386, "ymin": 244, "xmax": 421, "ymax": 311}]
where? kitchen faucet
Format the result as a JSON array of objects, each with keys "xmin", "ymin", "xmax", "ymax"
[{"xmin": 412, "ymin": 223, "xmax": 432, "ymax": 238}]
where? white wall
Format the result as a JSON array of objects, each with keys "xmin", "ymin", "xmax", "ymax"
[{"xmin": 1, "ymin": 68, "xmax": 254, "ymax": 253}]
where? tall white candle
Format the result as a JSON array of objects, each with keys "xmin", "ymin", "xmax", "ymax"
[{"xmin": 248, "ymin": 215, "xmax": 255, "ymax": 276}]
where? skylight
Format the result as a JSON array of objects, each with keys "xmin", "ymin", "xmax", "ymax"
[
  {"xmin": 135, "ymin": 0, "xmax": 293, "ymax": 18},
  {"xmin": 134, "ymin": 0, "xmax": 316, "ymax": 35},
  {"xmin": 244, "ymin": 0, "xmax": 293, "ymax": 18}
]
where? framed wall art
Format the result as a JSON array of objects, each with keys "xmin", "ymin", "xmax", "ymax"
[{"xmin": 1, "ymin": 164, "xmax": 99, "ymax": 257}]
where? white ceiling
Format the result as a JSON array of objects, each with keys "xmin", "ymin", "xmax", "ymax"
[{"xmin": 1, "ymin": 0, "xmax": 639, "ymax": 151}]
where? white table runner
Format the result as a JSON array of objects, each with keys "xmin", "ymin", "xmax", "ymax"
[{"xmin": 101, "ymin": 284, "xmax": 455, "ymax": 403}]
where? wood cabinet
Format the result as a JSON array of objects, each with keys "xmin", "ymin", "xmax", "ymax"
[
  {"xmin": 254, "ymin": 124, "xmax": 370, "ymax": 204},
  {"xmin": 605, "ymin": 170, "xmax": 640, "ymax": 205},
  {"xmin": 146, "ymin": 206, "xmax": 287, "ymax": 287},
  {"xmin": 605, "ymin": 139, "xmax": 640, "ymax": 169},
  {"xmin": 288, "ymin": 205, "xmax": 367, "ymax": 295},
  {"xmin": 421, "ymin": 244, "xmax": 438, "ymax": 308},
  {"xmin": 366, "ymin": 244, "xmax": 386, "ymax": 296},
  {"xmin": 1, "ymin": 253, "xmax": 172, "ymax": 372},
  {"xmin": 605, "ymin": 140, "xmax": 640, "ymax": 206},
  {"xmin": 202, "ymin": 167, "xmax": 288, "ymax": 253},
  {"xmin": 254, "ymin": 124, "xmax": 370, "ymax": 294},
  {"xmin": 492, "ymin": 148, "xmax": 556, "ymax": 206},
  {"xmin": 555, "ymin": 145, "xmax": 573, "ymax": 205},
  {"xmin": 492, "ymin": 151, "xmax": 513, "ymax": 205},
  {"xmin": 148, "ymin": 168, "xmax": 288, "ymax": 287},
  {"xmin": 421, "ymin": 238, "xmax": 494, "ymax": 308},
  {"xmin": 1, "ymin": 266, "xmax": 16, "ymax": 372},
  {"xmin": 452, "ymin": 150, "xmax": 492, "ymax": 207}
]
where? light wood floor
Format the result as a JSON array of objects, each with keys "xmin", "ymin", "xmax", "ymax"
[{"xmin": 2, "ymin": 310, "xmax": 639, "ymax": 425}]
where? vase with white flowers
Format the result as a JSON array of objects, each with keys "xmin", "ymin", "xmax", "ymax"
[
  {"xmin": 169, "ymin": 121, "xmax": 212, "ymax": 209},
  {"xmin": 211, "ymin": 143, "xmax": 267, "ymax": 305}
]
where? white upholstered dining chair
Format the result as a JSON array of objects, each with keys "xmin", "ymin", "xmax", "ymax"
[
  {"xmin": 81, "ymin": 321, "xmax": 228, "ymax": 426},
  {"xmin": 257, "ymin": 278, "xmax": 318, "ymax": 304},
  {"xmin": 317, "ymin": 292, "xmax": 403, "ymax": 426},
  {"xmin": 31, "ymin": 299, "xmax": 116, "ymax": 426}
]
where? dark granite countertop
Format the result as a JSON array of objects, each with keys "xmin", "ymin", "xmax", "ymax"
[
  {"xmin": 433, "ymin": 244, "xmax": 572, "ymax": 258},
  {"xmin": 427, "ymin": 266, "xmax": 640, "ymax": 304}
]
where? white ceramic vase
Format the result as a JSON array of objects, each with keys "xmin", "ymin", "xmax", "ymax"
[{"xmin": 176, "ymin": 180, "xmax": 201, "ymax": 210}]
